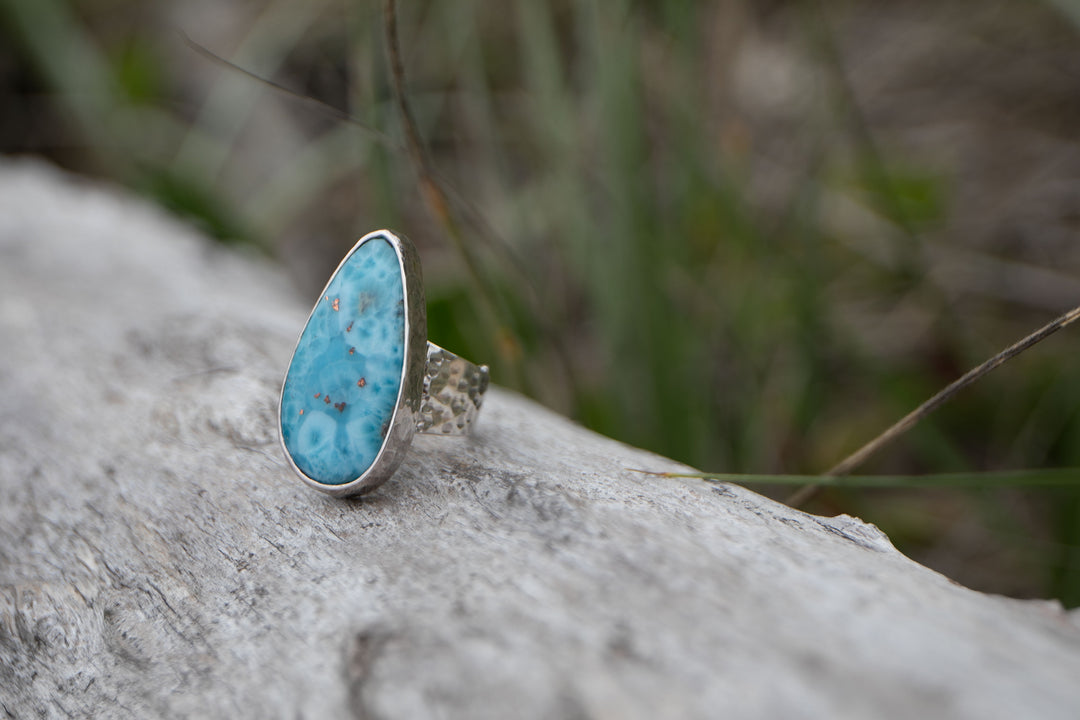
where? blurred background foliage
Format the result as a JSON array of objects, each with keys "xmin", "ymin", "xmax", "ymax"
[{"xmin": 3, "ymin": 0, "xmax": 1080, "ymax": 605}]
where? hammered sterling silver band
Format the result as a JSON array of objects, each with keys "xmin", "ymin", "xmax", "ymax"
[{"xmin": 419, "ymin": 343, "xmax": 489, "ymax": 435}]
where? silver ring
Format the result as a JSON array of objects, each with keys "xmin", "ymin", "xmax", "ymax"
[{"xmin": 278, "ymin": 229, "xmax": 489, "ymax": 496}]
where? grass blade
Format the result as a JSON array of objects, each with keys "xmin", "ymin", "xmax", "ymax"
[{"xmin": 633, "ymin": 467, "xmax": 1080, "ymax": 489}]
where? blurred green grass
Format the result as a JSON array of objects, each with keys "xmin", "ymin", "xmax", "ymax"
[{"xmin": 3, "ymin": 0, "xmax": 1080, "ymax": 605}]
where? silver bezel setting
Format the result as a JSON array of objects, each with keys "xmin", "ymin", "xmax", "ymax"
[{"xmin": 278, "ymin": 229, "xmax": 427, "ymax": 497}]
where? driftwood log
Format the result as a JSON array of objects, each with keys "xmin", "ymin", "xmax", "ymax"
[{"xmin": 1, "ymin": 160, "xmax": 1079, "ymax": 719}]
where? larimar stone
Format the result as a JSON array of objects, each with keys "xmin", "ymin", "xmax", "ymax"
[{"xmin": 280, "ymin": 237, "xmax": 406, "ymax": 484}]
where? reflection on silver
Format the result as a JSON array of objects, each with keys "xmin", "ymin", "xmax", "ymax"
[{"xmin": 419, "ymin": 344, "xmax": 490, "ymax": 435}]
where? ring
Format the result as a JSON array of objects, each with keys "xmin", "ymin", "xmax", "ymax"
[{"xmin": 278, "ymin": 229, "xmax": 489, "ymax": 496}]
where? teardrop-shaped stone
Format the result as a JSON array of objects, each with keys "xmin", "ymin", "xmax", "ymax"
[{"xmin": 279, "ymin": 236, "xmax": 406, "ymax": 484}]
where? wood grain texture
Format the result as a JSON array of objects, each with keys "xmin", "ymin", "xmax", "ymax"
[{"xmin": 1, "ymin": 159, "xmax": 1079, "ymax": 719}]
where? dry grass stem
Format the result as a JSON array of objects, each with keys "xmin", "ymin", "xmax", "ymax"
[{"xmin": 788, "ymin": 303, "xmax": 1080, "ymax": 506}]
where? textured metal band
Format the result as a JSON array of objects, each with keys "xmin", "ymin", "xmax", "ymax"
[{"xmin": 418, "ymin": 343, "xmax": 490, "ymax": 435}]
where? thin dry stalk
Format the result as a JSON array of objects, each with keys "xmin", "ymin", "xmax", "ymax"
[
  {"xmin": 180, "ymin": 30, "xmax": 393, "ymax": 146},
  {"xmin": 382, "ymin": 0, "xmax": 455, "ymax": 229},
  {"xmin": 788, "ymin": 303, "xmax": 1080, "ymax": 506}
]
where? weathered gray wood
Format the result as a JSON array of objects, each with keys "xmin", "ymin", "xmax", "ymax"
[{"xmin": 1, "ymin": 158, "xmax": 1078, "ymax": 719}]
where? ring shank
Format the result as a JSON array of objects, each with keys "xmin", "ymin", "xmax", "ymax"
[{"xmin": 417, "ymin": 343, "xmax": 489, "ymax": 435}]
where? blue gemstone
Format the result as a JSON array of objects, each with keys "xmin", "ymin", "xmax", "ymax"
[{"xmin": 280, "ymin": 237, "xmax": 406, "ymax": 484}]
